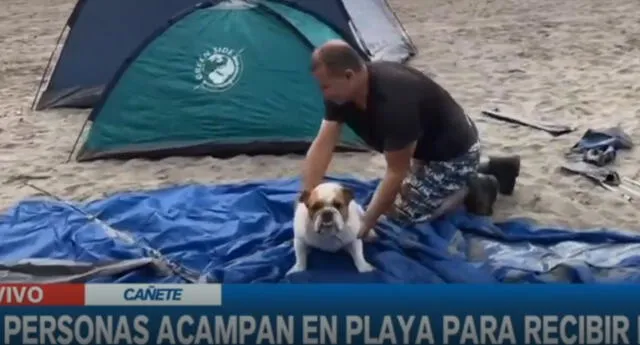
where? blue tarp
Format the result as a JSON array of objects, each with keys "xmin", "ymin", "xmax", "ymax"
[{"xmin": 1, "ymin": 176, "xmax": 640, "ymax": 284}]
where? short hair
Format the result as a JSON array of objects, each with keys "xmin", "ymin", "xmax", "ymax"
[{"xmin": 312, "ymin": 43, "xmax": 364, "ymax": 76}]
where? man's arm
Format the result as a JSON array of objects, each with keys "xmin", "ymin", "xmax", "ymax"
[
  {"xmin": 358, "ymin": 103, "xmax": 421, "ymax": 238},
  {"xmin": 359, "ymin": 141, "xmax": 416, "ymax": 235},
  {"xmin": 301, "ymin": 119, "xmax": 342, "ymax": 192}
]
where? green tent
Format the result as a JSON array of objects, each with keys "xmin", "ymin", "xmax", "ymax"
[{"xmin": 75, "ymin": 0, "xmax": 368, "ymax": 162}]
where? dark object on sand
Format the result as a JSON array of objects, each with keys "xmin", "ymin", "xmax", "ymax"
[
  {"xmin": 481, "ymin": 109, "xmax": 576, "ymax": 136},
  {"xmin": 464, "ymin": 174, "xmax": 499, "ymax": 216},
  {"xmin": 560, "ymin": 162, "xmax": 618, "ymax": 185},
  {"xmin": 560, "ymin": 162, "xmax": 640, "ymax": 203},
  {"xmin": 583, "ymin": 146, "xmax": 617, "ymax": 167},
  {"xmin": 570, "ymin": 126, "xmax": 634, "ymax": 152},
  {"xmin": 478, "ymin": 155, "xmax": 521, "ymax": 195},
  {"xmin": 567, "ymin": 125, "xmax": 634, "ymax": 167}
]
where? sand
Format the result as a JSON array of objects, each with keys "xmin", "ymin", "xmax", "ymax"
[{"xmin": 0, "ymin": 0, "xmax": 638, "ymax": 231}]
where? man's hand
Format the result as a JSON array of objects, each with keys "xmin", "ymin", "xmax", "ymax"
[
  {"xmin": 357, "ymin": 169, "xmax": 404, "ymax": 239},
  {"xmin": 357, "ymin": 141, "xmax": 416, "ymax": 239},
  {"xmin": 357, "ymin": 222, "xmax": 379, "ymax": 242}
]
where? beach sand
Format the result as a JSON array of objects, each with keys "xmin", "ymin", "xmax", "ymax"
[{"xmin": 0, "ymin": 0, "xmax": 638, "ymax": 230}]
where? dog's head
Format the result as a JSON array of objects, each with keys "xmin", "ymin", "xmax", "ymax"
[{"xmin": 298, "ymin": 182, "xmax": 354, "ymax": 233}]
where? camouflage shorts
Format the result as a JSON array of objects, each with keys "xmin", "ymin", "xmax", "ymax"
[{"xmin": 388, "ymin": 142, "xmax": 481, "ymax": 224}]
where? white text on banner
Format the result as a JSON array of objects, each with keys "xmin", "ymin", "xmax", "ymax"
[{"xmin": 84, "ymin": 284, "xmax": 222, "ymax": 306}]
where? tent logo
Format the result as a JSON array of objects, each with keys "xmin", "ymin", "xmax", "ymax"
[{"xmin": 194, "ymin": 47, "xmax": 244, "ymax": 92}]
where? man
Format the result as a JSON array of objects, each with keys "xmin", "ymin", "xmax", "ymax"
[{"xmin": 302, "ymin": 40, "xmax": 481, "ymax": 239}]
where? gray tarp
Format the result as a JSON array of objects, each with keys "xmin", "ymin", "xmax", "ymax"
[
  {"xmin": 0, "ymin": 258, "xmax": 174, "ymax": 283},
  {"xmin": 343, "ymin": 0, "xmax": 417, "ymax": 62}
]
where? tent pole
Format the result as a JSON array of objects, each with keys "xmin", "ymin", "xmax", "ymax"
[
  {"xmin": 30, "ymin": 22, "xmax": 68, "ymax": 111},
  {"xmin": 380, "ymin": 0, "xmax": 418, "ymax": 58},
  {"xmin": 66, "ymin": 114, "xmax": 90, "ymax": 163}
]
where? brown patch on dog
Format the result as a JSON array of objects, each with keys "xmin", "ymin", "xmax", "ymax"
[
  {"xmin": 304, "ymin": 184, "xmax": 355, "ymax": 221},
  {"xmin": 335, "ymin": 186, "xmax": 354, "ymax": 220},
  {"xmin": 306, "ymin": 189, "xmax": 324, "ymax": 219},
  {"xmin": 340, "ymin": 186, "xmax": 354, "ymax": 204}
]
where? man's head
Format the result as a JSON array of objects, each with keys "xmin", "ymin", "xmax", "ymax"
[{"xmin": 311, "ymin": 40, "xmax": 366, "ymax": 105}]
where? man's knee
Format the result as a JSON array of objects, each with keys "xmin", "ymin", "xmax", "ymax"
[{"xmin": 387, "ymin": 180, "xmax": 466, "ymax": 225}]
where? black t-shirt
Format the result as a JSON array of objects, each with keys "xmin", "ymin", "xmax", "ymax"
[{"xmin": 325, "ymin": 61, "xmax": 478, "ymax": 162}]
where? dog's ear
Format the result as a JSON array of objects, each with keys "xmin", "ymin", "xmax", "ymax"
[
  {"xmin": 298, "ymin": 190, "xmax": 311, "ymax": 206},
  {"xmin": 341, "ymin": 186, "xmax": 355, "ymax": 205}
]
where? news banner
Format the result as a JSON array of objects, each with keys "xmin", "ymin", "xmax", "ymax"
[{"xmin": 1, "ymin": 284, "xmax": 639, "ymax": 345}]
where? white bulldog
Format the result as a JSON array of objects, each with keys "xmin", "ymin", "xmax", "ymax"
[{"xmin": 286, "ymin": 182, "xmax": 376, "ymax": 275}]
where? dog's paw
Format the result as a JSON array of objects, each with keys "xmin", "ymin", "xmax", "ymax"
[
  {"xmin": 356, "ymin": 262, "xmax": 375, "ymax": 273},
  {"xmin": 286, "ymin": 264, "xmax": 305, "ymax": 275}
]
